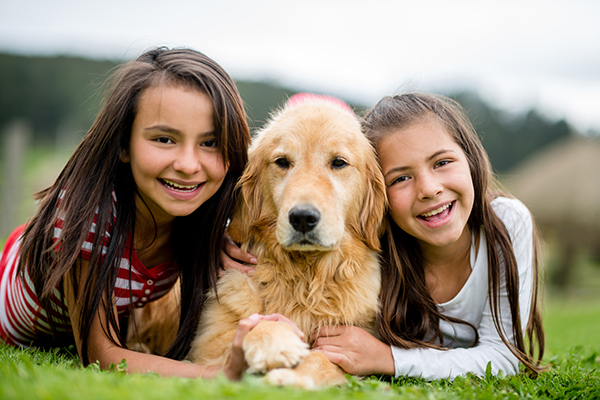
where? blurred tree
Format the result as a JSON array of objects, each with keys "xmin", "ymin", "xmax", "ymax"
[
  {"xmin": 452, "ymin": 92, "xmax": 571, "ymax": 173},
  {"xmin": 235, "ymin": 80, "xmax": 296, "ymax": 133},
  {"xmin": 0, "ymin": 54, "xmax": 115, "ymax": 143}
]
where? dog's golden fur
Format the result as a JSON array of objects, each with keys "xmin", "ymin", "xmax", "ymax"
[
  {"xmin": 186, "ymin": 97, "xmax": 387, "ymax": 387},
  {"xmin": 126, "ymin": 283, "xmax": 180, "ymax": 355}
]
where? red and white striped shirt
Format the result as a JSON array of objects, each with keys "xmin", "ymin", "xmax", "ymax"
[{"xmin": 0, "ymin": 192, "xmax": 179, "ymax": 347}]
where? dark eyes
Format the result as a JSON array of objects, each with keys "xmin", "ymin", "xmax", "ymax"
[
  {"xmin": 389, "ymin": 159, "xmax": 452, "ymax": 186},
  {"xmin": 154, "ymin": 137, "xmax": 217, "ymax": 147},
  {"xmin": 391, "ymin": 176, "xmax": 409, "ymax": 185},
  {"xmin": 155, "ymin": 137, "xmax": 174, "ymax": 144},
  {"xmin": 274, "ymin": 157, "xmax": 348, "ymax": 170},
  {"xmin": 275, "ymin": 157, "xmax": 290, "ymax": 169},
  {"xmin": 202, "ymin": 139, "xmax": 218, "ymax": 148},
  {"xmin": 331, "ymin": 158, "xmax": 348, "ymax": 169}
]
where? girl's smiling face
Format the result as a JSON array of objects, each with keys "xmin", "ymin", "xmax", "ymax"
[
  {"xmin": 122, "ymin": 84, "xmax": 228, "ymax": 226},
  {"xmin": 378, "ymin": 118, "xmax": 475, "ymax": 253}
]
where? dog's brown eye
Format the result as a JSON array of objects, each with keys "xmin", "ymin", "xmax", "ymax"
[
  {"xmin": 275, "ymin": 157, "xmax": 290, "ymax": 169},
  {"xmin": 331, "ymin": 158, "xmax": 348, "ymax": 169}
]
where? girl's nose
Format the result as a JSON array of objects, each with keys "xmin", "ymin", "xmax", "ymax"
[
  {"xmin": 417, "ymin": 173, "xmax": 443, "ymax": 200},
  {"xmin": 173, "ymin": 145, "xmax": 201, "ymax": 175}
]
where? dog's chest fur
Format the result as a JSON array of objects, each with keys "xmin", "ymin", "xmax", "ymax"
[{"xmin": 223, "ymin": 236, "xmax": 381, "ymax": 339}]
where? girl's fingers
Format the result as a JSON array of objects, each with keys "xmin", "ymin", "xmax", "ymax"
[
  {"xmin": 313, "ymin": 347, "xmax": 346, "ymax": 366},
  {"xmin": 311, "ymin": 325, "xmax": 345, "ymax": 342},
  {"xmin": 219, "ymin": 235, "xmax": 257, "ymax": 276},
  {"xmin": 230, "ymin": 315, "xmax": 263, "ymax": 357},
  {"xmin": 312, "ymin": 346, "xmax": 354, "ymax": 374},
  {"xmin": 219, "ymin": 253, "xmax": 255, "ymax": 275},
  {"xmin": 312, "ymin": 330, "xmax": 349, "ymax": 349},
  {"xmin": 236, "ymin": 313, "xmax": 263, "ymax": 333},
  {"xmin": 312, "ymin": 339, "xmax": 342, "ymax": 351},
  {"xmin": 224, "ymin": 234, "xmax": 257, "ymax": 265},
  {"xmin": 258, "ymin": 313, "xmax": 305, "ymax": 340}
]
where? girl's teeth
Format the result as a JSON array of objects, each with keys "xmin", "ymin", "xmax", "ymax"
[
  {"xmin": 421, "ymin": 203, "xmax": 450, "ymax": 218},
  {"xmin": 162, "ymin": 179, "xmax": 199, "ymax": 191}
]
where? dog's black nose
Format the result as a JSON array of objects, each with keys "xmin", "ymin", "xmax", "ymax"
[{"xmin": 289, "ymin": 206, "xmax": 320, "ymax": 233}]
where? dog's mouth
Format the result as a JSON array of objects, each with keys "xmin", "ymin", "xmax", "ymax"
[{"xmin": 283, "ymin": 234, "xmax": 336, "ymax": 252}]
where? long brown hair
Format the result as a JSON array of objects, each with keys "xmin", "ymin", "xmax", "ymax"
[
  {"xmin": 362, "ymin": 93, "xmax": 544, "ymax": 373},
  {"xmin": 18, "ymin": 47, "xmax": 250, "ymax": 364}
]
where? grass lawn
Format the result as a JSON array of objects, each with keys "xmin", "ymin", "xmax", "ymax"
[{"xmin": 1, "ymin": 295, "xmax": 599, "ymax": 400}]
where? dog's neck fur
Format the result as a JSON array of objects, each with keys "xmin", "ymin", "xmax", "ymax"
[{"xmin": 240, "ymin": 227, "xmax": 381, "ymax": 340}]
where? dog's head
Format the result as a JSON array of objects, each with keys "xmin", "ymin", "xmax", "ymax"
[{"xmin": 229, "ymin": 95, "xmax": 386, "ymax": 253}]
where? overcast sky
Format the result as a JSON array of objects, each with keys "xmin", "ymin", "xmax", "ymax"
[{"xmin": 1, "ymin": 0, "xmax": 599, "ymax": 133}]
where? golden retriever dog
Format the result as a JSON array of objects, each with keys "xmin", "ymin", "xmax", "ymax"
[{"xmin": 186, "ymin": 94, "xmax": 387, "ymax": 388}]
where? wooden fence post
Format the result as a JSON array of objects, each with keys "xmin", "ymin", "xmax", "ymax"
[{"xmin": 1, "ymin": 120, "xmax": 31, "ymax": 240}]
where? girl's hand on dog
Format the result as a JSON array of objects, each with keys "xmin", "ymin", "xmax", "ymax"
[
  {"xmin": 220, "ymin": 232, "xmax": 257, "ymax": 277},
  {"xmin": 258, "ymin": 313, "xmax": 305, "ymax": 340},
  {"xmin": 312, "ymin": 325, "xmax": 394, "ymax": 376},
  {"xmin": 224, "ymin": 313, "xmax": 305, "ymax": 380}
]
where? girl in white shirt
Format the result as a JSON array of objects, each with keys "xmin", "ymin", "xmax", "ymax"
[{"xmin": 312, "ymin": 93, "xmax": 545, "ymax": 380}]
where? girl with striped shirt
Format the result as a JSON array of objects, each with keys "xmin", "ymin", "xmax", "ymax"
[{"xmin": 0, "ymin": 47, "xmax": 301, "ymax": 379}]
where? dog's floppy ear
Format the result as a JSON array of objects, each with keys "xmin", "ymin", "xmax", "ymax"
[
  {"xmin": 226, "ymin": 149, "xmax": 265, "ymax": 244},
  {"xmin": 358, "ymin": 149, "xmax": 388, "ymax": 251}
]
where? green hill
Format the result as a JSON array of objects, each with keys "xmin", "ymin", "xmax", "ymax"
[{"xmin": 0, "ymin": 52, "xmax": 571, "ymax": 173}]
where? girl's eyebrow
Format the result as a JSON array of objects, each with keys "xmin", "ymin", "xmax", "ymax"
[
  {"xmin": 145, "ymin": 124, "xmax": 181, "ymax": 134},
  {"xmin": 384, "ymin": 165, "xmax": 409, "ymax": 178},
  {"xmin": 428, "ymin": 149, "xmax": 454, "ymax": 161},
  {"xmin": 384, "ymin": 149, "xmax": 454, "ymax": 178},
  {"xmin": 144, "ymin": 125, "xmax": 216, "ymax": 137}
]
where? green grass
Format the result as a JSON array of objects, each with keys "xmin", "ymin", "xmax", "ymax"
[
  {"xmin": 544, "ymin": 296, "xmax": 600, "ymax": 357},
  {"xmin": 2, "ymin": 298, "xmax": 599, "ymax": 400}
]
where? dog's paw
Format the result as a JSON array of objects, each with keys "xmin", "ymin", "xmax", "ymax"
[
  {"xmin": 243, "ymin": 321, "xmax": 310, "ymax": 374},
  {"xmin": 265, "ymin": 368, "xmax": 316, "ymax": 389}
]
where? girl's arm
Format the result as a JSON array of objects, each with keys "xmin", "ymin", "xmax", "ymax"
[{"xmin": 64, "ymin": 258, "xmax": 270, "ymax": 379}]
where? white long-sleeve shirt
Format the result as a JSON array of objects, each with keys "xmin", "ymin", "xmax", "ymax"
[{"xmin": 391, "ymin": 197, "xmax": 535, "ymax": 380}]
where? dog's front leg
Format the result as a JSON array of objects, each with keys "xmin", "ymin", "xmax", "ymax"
[
  {"xmin": 187, "ymin": 270, "xmax": 263, "ymax": 367},
  {"xmin": 243, "ymin": 320, "xmax": 309, "ymax": 374}
]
